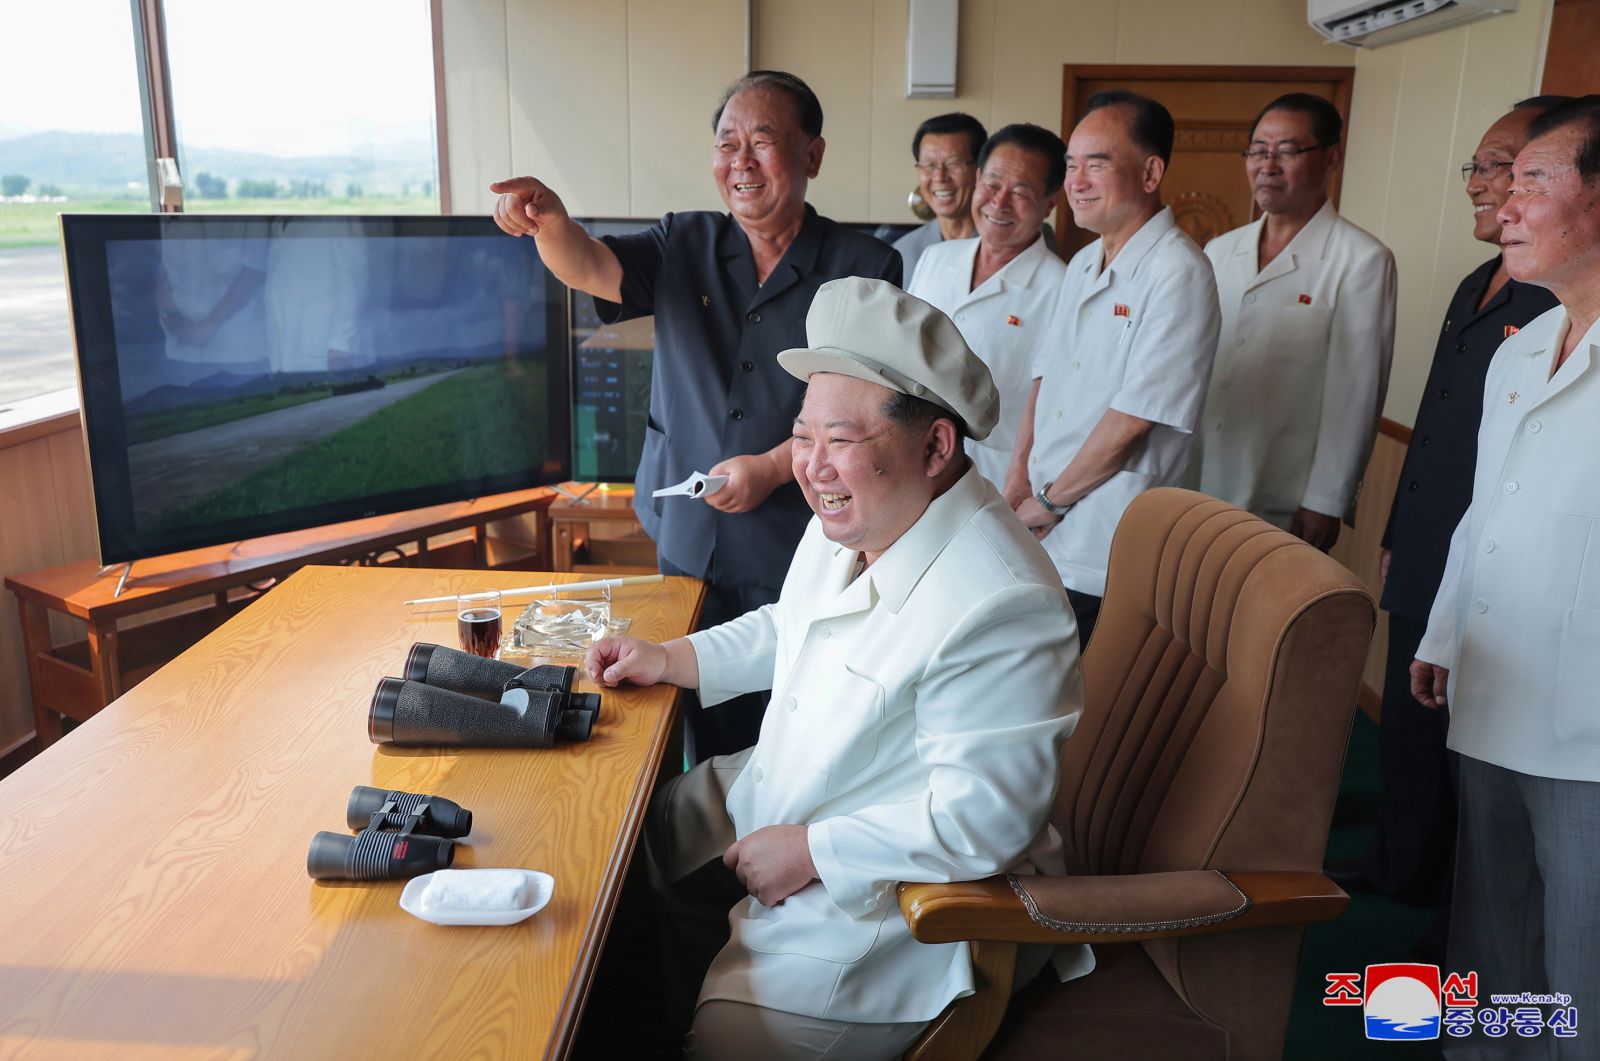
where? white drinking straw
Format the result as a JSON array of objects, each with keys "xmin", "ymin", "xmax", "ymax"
[{"xmin": 403, "ymin": 572, "xmax": 665, "ymax": 607}]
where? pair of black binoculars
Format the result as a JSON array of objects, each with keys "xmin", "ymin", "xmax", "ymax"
[
  {"xmin": 368, "ymin": 643, "xmax": 601, "ymax": 749},
  {"xmin": 307, "ymin": 785, "xmax": 471, "ymax": 881}
]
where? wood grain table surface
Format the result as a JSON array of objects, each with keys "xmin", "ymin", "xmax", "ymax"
[{"xmin": 0, "ymin": 565, "xmax": 705, "ymax": 1060}]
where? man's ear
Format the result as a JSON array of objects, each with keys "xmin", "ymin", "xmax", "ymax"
[
  {"xmin": 806, "ymin": 136, "xmax": 826, "ymax": 179},
  {"xmin": 924, "ymin": 417, "xmax": 960, "ymax": 477},
  {"xmin": 1142, "ymin": 155, "xmax": 1166, "ymax": 194}
]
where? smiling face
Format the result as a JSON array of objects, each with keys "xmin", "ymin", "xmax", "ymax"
[
  {"xmin": 1064, "ymin": 105, "xmax": 1162, "ymax": 239},
  {"xmin": 915, "ymin": 131, "xmax": 978, "ymax": 224},
  {"xmin": 972, "ymin": 143, "xmax": 1059, "ymax": 254},
  {"xmin": 1467, "ymin": 108, "xmax": 1537, "ymax": 244},
  {"xmin": 791, "ymin": 373, "xmax": 949, "ymax": 562},
  {"xmin": 1497, "ymin": 124, "xmax": 1600, "ymax": 294},
  {"xmin": 712, "ymin": 86, "xmax": 824, "ymax": 232},
  {"xmin": 1247, "ymin": 108, "xmax": 1337, "ymax": 217}
]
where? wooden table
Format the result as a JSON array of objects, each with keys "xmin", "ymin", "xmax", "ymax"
[
  {"xmin": 548, "ymin": 487, "xmax": 655, "ymax": 574},
  {"xmin": 6, "ymin": 487, "xmax": 556, "ymax": 750},
  {"xmin": 0, "ymin": 565, "xmax": 704, "ymax": 1059}
]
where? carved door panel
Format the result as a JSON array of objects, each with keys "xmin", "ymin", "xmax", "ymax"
[{"xmin": 1057, "ymin": 65, "xmax": 1356, "ymax": 257}]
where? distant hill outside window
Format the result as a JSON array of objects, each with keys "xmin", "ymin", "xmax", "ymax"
[{"xmin": 0, "ymin": 0, "xmax": 438, "ymax": 413}]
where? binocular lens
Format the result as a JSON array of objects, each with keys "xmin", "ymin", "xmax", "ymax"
[
  {"xmin": 306, "ymin": 829, "xmax": 454, "ymax": 881},
  {"xmin": 346, "ymin": 785, "xmax": 472, "ymax": 838}
]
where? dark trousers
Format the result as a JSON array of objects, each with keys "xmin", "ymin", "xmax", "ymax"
[
  {"xmin": 1066, "ymin": 588, "xmax": 1101, "ymax": 649},
  {"xmin": 1363, "ymin": 613, "xmax": 1458, "ymax": 907},
  {"xmin": 1445, "ymin": 756, "xmax": 1600, "ymax": 1060},
  {"xmin": 660, "ymin": 560, "xmax": 777, "ymax": 764}
]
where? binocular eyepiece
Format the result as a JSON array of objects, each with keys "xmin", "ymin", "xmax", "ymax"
[
  {"xmin": 369, "ymin": 643, "xmax": 601, "ymax": 749},
  {"xmin": 307, "ymin": 785, "xmax": 471, "ymax": 881}
]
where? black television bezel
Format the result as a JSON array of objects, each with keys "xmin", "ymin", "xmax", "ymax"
[{"xmin": 61, "ymin": 213, "xmax": 572, "ymax": 565}]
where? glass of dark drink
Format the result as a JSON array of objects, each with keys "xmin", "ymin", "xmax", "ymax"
[{"xmin": 456, "ymin": 590, "xmax": 503, "ymax": 659}]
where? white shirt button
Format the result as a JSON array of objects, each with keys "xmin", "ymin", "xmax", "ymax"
[
  {"xmin": 1221, "ymin": 379, "xmax": 1232, "ymax": 390},
  {"xmin": 1473, "ymin": 598, "xmax": 1488, "ymax": 614},
  {"xmin": 865, "ymin": 896, "xmax": 879, "ymax": 910},
  {"xmin": 784, "ymin": 696, "xmax": 797, "ymax": 712},
  {"xmin": 1484, "ymin": 538, "xmax": 1497, "ymax": 553},
  {"xmin": 1072, "ymin": 360, "xmax": 1081, "ymax": 370},
  {"xmin": 819, "ymin": 625, "xmax": 832, "ymax": 640},
  {"xmin": 752, "ymin": 766, "xmax": 764, "ymax": 782},
  {"xmin": 1054, "ymin": 409, "xmax": 1062, "ymax": 419},
  {"xmin": 1504, "ymin": 481, "xmax": 1520, "ymax": 494},
  {"xmin": 1235, "ymin": 337, "xmax": 1245, "ymax": 347},
  {"xmin": 1246, "ymin": 294, "xmax": 1256, "ymax": 304},
  {"xmin": 954, "ymin": 312, "xmax": 965, "ymax": 322},
  {"xmin": 1212, "ymin": 421, "xmax": 1223, "ymax": 431},
  {"xmin": 1527, "ymin": 420, "xmax": 1542, "ymax": 434}
]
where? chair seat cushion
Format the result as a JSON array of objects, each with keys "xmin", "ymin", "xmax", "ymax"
[{"xmin": 985, "ymin": 943, "xmax": 1228, "ymax": 1060}]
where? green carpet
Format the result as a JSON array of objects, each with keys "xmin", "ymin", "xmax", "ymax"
[{"xmin": 1284, "ymin": 710, "xmax": 1446, "ymax": 1060}]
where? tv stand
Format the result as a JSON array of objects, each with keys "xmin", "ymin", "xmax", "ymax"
[{"xmin": 7, "ymin": 487, "xmax": 557, "ymax": 751}]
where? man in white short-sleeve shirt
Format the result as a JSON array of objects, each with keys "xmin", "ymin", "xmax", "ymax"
[
  {"xmin": 909, "ymin": 123, "xmax": 1070, "ymax": 500},
  {"xmin": 1009, "ymin": 90, "xmax": 1221, "ymax": 641},
  {"xmin": 1190, "ymin": 93, "xmax": 1396, "ymax": 548}
]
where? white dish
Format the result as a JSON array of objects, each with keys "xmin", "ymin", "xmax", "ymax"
[{"xmin": 399, "ymin": 869, "xmax": 555, "ymax": 926}]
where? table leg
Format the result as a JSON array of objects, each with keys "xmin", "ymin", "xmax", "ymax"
[
  {"xmin": 19, "ymin": 599, "xmax": 64, "ymax": 750},
  {"xmin": 87, "ymin": 620, "xmax": 122, "ymax": 707},
  {"xmin": 553, "ymin": 522, "xmax": 577, "ymax": 572}
]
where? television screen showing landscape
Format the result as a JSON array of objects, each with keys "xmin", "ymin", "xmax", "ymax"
[{"xmin": 63, "ymin": 214, "xmax": 570, "ymax": 563}]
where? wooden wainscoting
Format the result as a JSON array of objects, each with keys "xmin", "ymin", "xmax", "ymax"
[
  {"xmin": 0, "ymin": 409, "xmax": 97, "ymax": 758},
  {"xmin": 1330, "ymin": 419, "xmax": 1410, "ymax": 722}
]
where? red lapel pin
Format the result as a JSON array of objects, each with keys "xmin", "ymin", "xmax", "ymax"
[
  {"xmin": 1504, "ymin": 325, "xmax": 1519, "ymax": 338},
  {"xmin": 1113, "ymin": 303, "xmax": 1130, "ymax": 318},
  {"xmin": 1298, "ymin": 293, "xmax": 1313, "ymax": 305},
  {"xmin": 1006, "ymin": 315, "xmax": 1021, "ymax": 327}
]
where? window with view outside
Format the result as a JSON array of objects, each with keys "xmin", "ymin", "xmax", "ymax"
[
  {"xmin": 165, "ymin": 0, "xmax": 438, "ymax": 221},
  {"xmin": 0, "ymin": 3, "xmax": 149, "ymax": 408},
  {"xmin": 0, "ymin": 0, "xmax": 438, "ymax": 413}
]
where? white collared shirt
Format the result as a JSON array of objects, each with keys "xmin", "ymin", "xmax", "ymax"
[
  {"xmin": 1417, "ymin": 307, "xmax": 1600, "ymax": 782},
  {"xmin": 908, "ymin": 235, "xmax": 1069, "ymax": 488},
  {"xmin": 1192, "ymin": 201, "xmax": 1397, "ymax": 526},
  {"xmin": 1027, "ymin": 207, "xmax": 1221, "ymax": 595}
]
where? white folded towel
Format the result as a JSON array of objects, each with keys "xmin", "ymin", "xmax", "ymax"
[{"xmin": 421, "ymin": 869, "xmax": 528, "ymax": 913}]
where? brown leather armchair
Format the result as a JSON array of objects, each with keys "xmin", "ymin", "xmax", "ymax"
[{"xmin": 898, "ymin": 489, "xmax": 1375, "ymax": 1060}]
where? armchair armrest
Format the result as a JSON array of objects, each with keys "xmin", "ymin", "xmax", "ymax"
[{"xmin": 898, "ymin": 870, "xmax": 1348, "ymax": 945}]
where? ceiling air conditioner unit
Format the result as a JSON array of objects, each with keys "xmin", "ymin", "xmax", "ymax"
[{"xmin": 1308, "ymin": 0, "xmax": 1517, "ymax": 47}]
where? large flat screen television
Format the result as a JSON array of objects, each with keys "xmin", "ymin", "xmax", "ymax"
[
  {"xmin": 564, "ymin": 218, "xmax": 911, "ymax": 484},
  {"xmin": 62, "ymin": 214, "xmax": 571, "ymax": 564}
]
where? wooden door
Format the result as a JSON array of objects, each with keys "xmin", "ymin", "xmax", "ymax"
[{"xmin": 1057, "ymin": 64, "xmax": 1356, "ymax": 257}]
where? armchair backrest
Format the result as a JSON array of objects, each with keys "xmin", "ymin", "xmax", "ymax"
[{"xmin": 1053, "ymin": 489, "xmax": 1374, "ymax": 1052}]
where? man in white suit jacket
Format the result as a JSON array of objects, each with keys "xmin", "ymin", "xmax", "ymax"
[
  {"xmin": 1189, "ymin": 93, "xmax": 1396, "ymax": 549},
  {"xmin": 1413, "ymin": 97, "xmax": 1600, "ymax": 1056},
  {"xmin": 586, "ymin": 277, "xmax": 1085, "ymax": 1059},
  {"xmin": 908, "ymin": 123, "xmax": 1071, "ymax": 502}
]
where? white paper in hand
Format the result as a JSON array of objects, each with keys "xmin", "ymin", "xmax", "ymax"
[{"xmin": 651, "ymin": 471, "xmax": 728, "ymax": 500}]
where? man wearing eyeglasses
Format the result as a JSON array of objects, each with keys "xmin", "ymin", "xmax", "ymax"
[
  {"xmin": 908, "ymin": 124, "xmax": 1069, "ymax": 498},
  {"xmin": 1188, "ymin": 93, "xmax": 1396, "ymax": 552},
  {"xmin": 892, "ymin": 113, "xmax": 1058, "ymax": 282}
]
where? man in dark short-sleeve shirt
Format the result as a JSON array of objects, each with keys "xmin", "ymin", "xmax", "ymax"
[
  {"xmin": 1346, "ymin": 99, "xmax": 1563, "ymax": 955},
  {"xmin": 491, "ymin": 70, "xmax": 899, "ymax": 760}
]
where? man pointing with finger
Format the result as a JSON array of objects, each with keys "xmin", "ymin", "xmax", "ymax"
[{"xmin": 492, "ymin": 70, "xmax": 900, "ymax": 761}]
